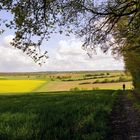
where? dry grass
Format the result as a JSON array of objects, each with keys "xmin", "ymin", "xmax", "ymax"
[{"xmin": 37, "ymin": 80, "xmax": 133, "ymax": 92}]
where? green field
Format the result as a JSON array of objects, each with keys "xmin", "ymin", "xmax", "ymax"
[
  {"xmin": 0, "ymin": 71, "xmax": 133, "ymax": 139},
  {"xmin": 0, "ymin": 90, "xmax": 117, "ymax": 140}
]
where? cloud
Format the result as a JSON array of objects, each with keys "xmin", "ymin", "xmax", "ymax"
[
  {"xmin": 45, "ymin": 39, "xmax": 124, "ymax": 71},
  {"xmin": 3, "ymin": 35, "xmax": 14, "ymax": 47},
  {"xmin": 0, "ymin": 35, "xmax": 124, "ymax": 72},
  {"xmin": 0, "ymin": 35, "xmax": 40, "ymax": 72}
]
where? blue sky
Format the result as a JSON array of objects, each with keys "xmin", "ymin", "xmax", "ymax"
[{"xmin": 0, "ymin": 2, "xmax": 124, "ymax": 72}]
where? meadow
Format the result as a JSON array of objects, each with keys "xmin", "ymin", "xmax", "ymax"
[
  {"xmin": 0, "ymin": 90, "xmax": 118, "ymax": 140},
  {"xmin": 0, "ymin": 71, "xmax": 133, "ymax": 139}
]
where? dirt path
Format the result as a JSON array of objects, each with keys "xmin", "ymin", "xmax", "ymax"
[{"xmin": 109, "ymin": 93, "xmax": 140, "ymax": 140}]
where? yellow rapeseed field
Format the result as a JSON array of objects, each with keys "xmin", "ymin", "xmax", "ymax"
[{"xmin": 0, "ymin": 80, "xmax": 46, "ymax": 93}]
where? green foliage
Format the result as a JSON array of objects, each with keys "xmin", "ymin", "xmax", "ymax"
[
  {"xmin": 93, "ymin": 76, "xmax": 131, "ymax": 84},
  {"xmin": 79, "ymin": 82, "xmax": 91, "ymax": 85},
  {"xmin": 92, "ymin": 87, "xmax": 100, "ymax": 90},
  {"xmin": 84, "ymin": 73, "xmax": 105, "ymax": 77},
  {"xmin": 94, "ymin": 80, "xmax": 100, "ymax": 83},
  {"xmin": 101, "ymin": 79, "xmax": 110, "ymax": 83},
  {"xmin": 0, "ymin": 91, "xmax": 117, "ymax": 140},
  {"xmin": 70, "ymin": 87, "xmax": 80, "ymax": 91},
  {"xmin": 111, "ymin": 1, "xmax": 140, "ymax": 91},
  {"xmin": 1, "ymin": 0, "xmax": 139, "ymax": 63},
  {"xmin": 124, "ymin": 50, "xmax": 140, "ymax": 91}
]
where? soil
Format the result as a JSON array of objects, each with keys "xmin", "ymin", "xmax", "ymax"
[{"xmin": 109, "ymin": 93, "xmax": 140, "ymax": 140}]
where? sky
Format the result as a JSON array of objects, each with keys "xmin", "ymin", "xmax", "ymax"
[
  {"xmin": 0, "ymin": 2, "xmax": 125, "ymax": 72},
  {"xmin": 0, "ymin": 34, "xmax": 124, "ymax": 72}
]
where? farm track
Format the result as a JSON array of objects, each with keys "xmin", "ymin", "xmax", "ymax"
[{"xmin": 109, "ymin": 93, "xmax": 140, "ymax": 140}]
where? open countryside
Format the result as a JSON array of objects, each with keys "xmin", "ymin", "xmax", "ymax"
[
  {"xmin": 0, "ymin": 71, "xmax": 132, "ymax": 94},
  {"xmin": 1, "ymin": 0, "xmax": 140, "ymax": 139},
  {"xmin": 0, "ymin": 71, "xmax": 136, "ymax": 139},
  {"xmin": 1, "ymin": 71, "xmax": 140, "ymax": 139}
]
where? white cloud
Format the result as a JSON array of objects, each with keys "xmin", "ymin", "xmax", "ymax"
[
  {"xmin": 45, "ymin": 39, "xmax": 124, "ymax": 71},
  {"xmin": 0, "ymin": 35, "xmax": 40, "ymax": 72},
  {"xmin": 3, "ymin": 35, "xmax": 14, "ymax": 47},
  {"xmin": 0, "ymin": 35, "xmax": 124, "ymax": 72}
]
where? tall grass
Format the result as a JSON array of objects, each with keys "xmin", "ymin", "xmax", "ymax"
[{"xmin": 0, "ymin": 90, "xmax": 117, "ymax": 140}]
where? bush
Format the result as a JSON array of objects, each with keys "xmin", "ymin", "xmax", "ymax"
[
  {"xmin": 110, "ymin": 79, "xmax": 116, "ymax": 83},
  {"xmin": 101, "ymin": 79, "xmax": 110, "ymax": 83},
  {"xmin": 81, "ymin": 88, "xmax": 88, "ymax": 91},
  {"xmin": 100, "ymin": 73, "xmax": 105, "ymax": 76},
  {"xmin": 70, "ymin": 87, "xmax": 80, "ymax": 91},
  {"xmin": 118, "ymin": 76, "xmax": 127, "ymax": 82},
  {"xmin": 93, "ymin": 80, "xmax": 100, "ymax": 83},
  {"xmin": 79, "ymin": 82, "xmax": 91, "ymax": 85},
  {"xmin": 84, "ymin": 74, "xmax": 94, "ymax": 77},
  {"xmin": 92, "ymin": 87, "xmax": 100, "ymax": 90}
]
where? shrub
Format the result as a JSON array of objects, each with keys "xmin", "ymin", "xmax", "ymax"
[
  {"xmin": 81, "ymin": 88, "xmax": 88, "ymax": 91},
  {"xmin": 100, "ymin": 73, "xmax": 105, "ymax": 76},
  {"xmin": 118, "ymin": 76, "xmax": 127, "ymax": 82},
  {"xmin": 84, "ymin": 74, "xmax": 93, "ymax": 77},
  {"xmin": 93, "ymin": 80, "xmax": 100, "ymax": 83},
  {"xmin": 92, "ymin": 87, "xmax": 100, "ymax": 90},
  {"xmin": 70, "ymin": 87, "xmax": 80, "ymax": 91},
  {"xmin": 79, "ymin": 82, "xmax": 91, "ymax": 85},
  {"xmin": 101, "ymin": 79, "xmax": 110, "ymax": 83},
  {"xmin": 110, "ymin": 79, "xmax": 115, "ymax": 83}
]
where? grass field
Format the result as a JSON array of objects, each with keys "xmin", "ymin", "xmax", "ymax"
[{"xmin": 0, "ymin": 90, "xmax": 118, "ymax": 140}]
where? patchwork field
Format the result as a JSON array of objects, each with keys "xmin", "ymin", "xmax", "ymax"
[
  {"xmin": 37, "ymin": 81, "xmax": 132, "ymax": 92},
  {"xmin": 0, "ymin": 71, "xmax": 133, "ymax": 94}
]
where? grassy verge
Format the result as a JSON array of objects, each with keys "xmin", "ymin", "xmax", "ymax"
[
  {"xmin": 0, "ymin": 90, "xmax": 118, "ymax": 140},
  {"xmin": 126, "ymin": 92, "xmax": 140, "ymax": 113}
]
